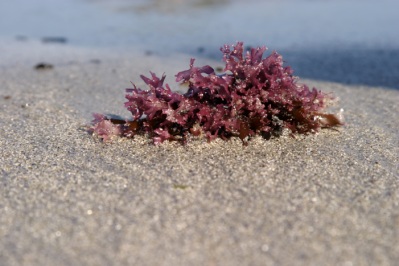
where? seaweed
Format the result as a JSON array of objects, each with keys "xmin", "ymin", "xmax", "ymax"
[{"xmin": 91, "ymin": 42, "xmax": 343, "ymax": 144}]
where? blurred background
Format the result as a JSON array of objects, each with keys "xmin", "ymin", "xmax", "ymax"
[{"xmin": 1, "ymin": 0, "xmax": 398, "ymax": 89}]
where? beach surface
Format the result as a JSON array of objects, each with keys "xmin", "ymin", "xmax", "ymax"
[
  {"xmin": 1, "ymin": 0, "xmax": 398, "ymax": 265},
  {"xmin": 1, "ymin": 46, "xmax": 398, "ymax": 266}
]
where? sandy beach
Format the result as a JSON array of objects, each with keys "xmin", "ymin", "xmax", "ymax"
[
  {"xmin": 1, "ymin": 0, "xmax": 399, "ymax": 265},
  {"xmin": 0, "ymin": 46, "xmax": 398, "ymax": 265}
]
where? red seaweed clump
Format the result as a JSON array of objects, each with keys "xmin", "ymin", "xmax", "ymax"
[{"xmin": 91, "ymin": 42, "xmax": 343, "ymax": 144}]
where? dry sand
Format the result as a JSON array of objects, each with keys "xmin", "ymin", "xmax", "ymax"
[{"xmin": 0, "ymin": 48, "xmax": 398, "ymax": 266}]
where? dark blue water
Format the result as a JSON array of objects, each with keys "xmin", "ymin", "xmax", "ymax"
[{"xmin": 1, "ymin": 0, "xmax": 398, "ymax": 88}]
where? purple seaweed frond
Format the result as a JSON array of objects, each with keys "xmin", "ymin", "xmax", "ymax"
[{"xmin": 91, "ymin": 42, "xmax": 343, "ymax": 144}]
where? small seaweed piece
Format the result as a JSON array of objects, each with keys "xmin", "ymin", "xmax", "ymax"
[
  {"xmin": 91, "ymin": 42, "xmax": 343, "ymax": 144},
  {"xmin": 35, "ymin": 63, "xmax": 54, "ymax": 70}
]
